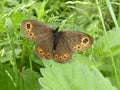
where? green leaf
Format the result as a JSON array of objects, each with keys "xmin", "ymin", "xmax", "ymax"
[
  {"xmin": 0, "ymin": 70, "xmax": 16, "ymax": 90},
  {"xmin": 18, "ymin": 69, "xmax": 41, "ymax": 90},
  {"xmin": 39, "ymin": 60, "xmax": 117, "ymax": 90}
]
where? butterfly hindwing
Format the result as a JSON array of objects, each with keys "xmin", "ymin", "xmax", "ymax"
[
  {"xmin": 53, "ymin": 34, "xmax": 72, "ymax": 63},
  {"xmin": 35, "ymin": 39, "xmax": 53, "ymax": 59}
]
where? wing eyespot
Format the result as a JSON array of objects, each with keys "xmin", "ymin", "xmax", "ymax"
[
  {"xmin": 26, "ymin": 29, "xmax": 31, "ymax": 33},
  {"xmin": 73, "ymin": 44, "xmax": 81, "ymax": 51},
  {"xmin": 63, "ymin": 53, "xmax": 69, "ymax": 59},
  {"xmin": 29, "ymin": 32, "xmax": 33, "ymax": 36},
  {"xmin": 81, "ymin": 37, "xmax": 89, "ymax": 45},
  {"xmin": 37, "ymin": 48, "xmax": 43, "ymax": 54},
  {"xmin": 47, "ymin": 53, "xmax": 50, "ymax": 56},
  {"xmin": 28, "ymin": 32, "xmax": 36, "ymax": 39},
  {"xmin": 46, "ymin": 53, "xmax": 51, "ymax": 58},
  {"xmin": 25, "ymin": 22, "xmax": 33, "ymax": 30},
  {"xmin": 54, "ymin": 55, "xmax": 58, "ymax": 59},
  {"xmin": 63, "ymin": 55, "xmax": 67, "ymax": 59},
  {"xmin": 59, "ymin": 56, "xmax": 63, "ymax": 60},
  {"xmin": 76, "ymin": 45, "xmax": 81, "ymax": 49},
  {"xmin": 38, "ymin": 49, "xmax": 43, "ymax": 54},
  {"xmin": 42, "ymin": 53, "xmax": 46, "ymax": 57}
]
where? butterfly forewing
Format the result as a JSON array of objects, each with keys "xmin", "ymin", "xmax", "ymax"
[
  {"xmin": 59, "ymin": 31, "xmax": 94, "ymax": 52},
  {"xmin": 22, "ymin": 20, "xmax": 52, "ymax": 42}
]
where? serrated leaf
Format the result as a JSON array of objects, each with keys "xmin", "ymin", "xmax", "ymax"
[{"xmin": 38, "ymin": 59, "xmax": 117, "ymax": 90}]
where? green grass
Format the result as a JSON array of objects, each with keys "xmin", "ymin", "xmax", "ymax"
[{"xmin": 0, "ymin": 0, "xmax": 120, "ymax": 90}]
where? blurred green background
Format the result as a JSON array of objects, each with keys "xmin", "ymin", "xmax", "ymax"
[{"xmin": 0, "ymin": 0, "xmax": 120, "ymax": 90}]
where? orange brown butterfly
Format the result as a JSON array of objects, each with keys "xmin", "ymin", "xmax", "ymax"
[{"xmin": 21, "ymin": 20, "xmax": 94, "ymax": 63}]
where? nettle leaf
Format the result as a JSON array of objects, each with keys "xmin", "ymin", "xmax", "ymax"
[{"xmin": 38, "ymin": 60, "xmax": 117, "ymax": 90}]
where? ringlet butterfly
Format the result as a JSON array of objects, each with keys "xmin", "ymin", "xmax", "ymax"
[{"xmin": 21, "ymin": 20, "xmax": 94, "ymax": 63}]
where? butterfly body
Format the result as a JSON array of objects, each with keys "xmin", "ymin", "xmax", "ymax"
[
  {"xmin": 22, "ymin": 20, "xmax": 93, "ymax": 63},
  {"xmin": 52, "ymin": 29, "xmax": 62, "ymax": 50}
]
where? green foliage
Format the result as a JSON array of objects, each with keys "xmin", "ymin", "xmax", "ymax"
[
  {"xmin": 39, "ymin": 60, "xmax": 117, "ymax": 90},
  {"xmin": 0, "ymin": 0, "xmax": 120, "ymax": 90},
  {"xmin": 0, "ymin": 67, "xmax": 41, "ymax": 90},
  {"xmin": 18, "ymin": 69, "xmax": 41, "ymax": 90},
  {"xmin": 94, "ymin": 29, "xmax": 120, "ymax": 59},
  {"xmin": 0, "ymin": 70, "xmax": 16, "ymax": 90}
]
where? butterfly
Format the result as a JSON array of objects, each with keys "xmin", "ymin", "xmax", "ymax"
[{"xmin": 21, "ymin": 20, "xmax": 94, "ymax": 63}]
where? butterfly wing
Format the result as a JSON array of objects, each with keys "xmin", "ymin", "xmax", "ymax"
[
  {"xmin": 35, "ymin": 39, "xmax": 53, "ymax": 59},
  {"xmin": 54, "ymin": 30, "xmax": 93, "ymax": 63},
  {"xmin": 21, "ymin": 20, "xmax": 52, "ymax": 42},
  {"xmin": 21, "ymin": 20, "xmax": 54, "ymax": 59},
  {"xmin": 53, "ymin": 34, "xmax": 72, "ymax": 63},
  {"xmin": 61, "ymin": 31, "xmax": 94, "ymax": 52}
]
